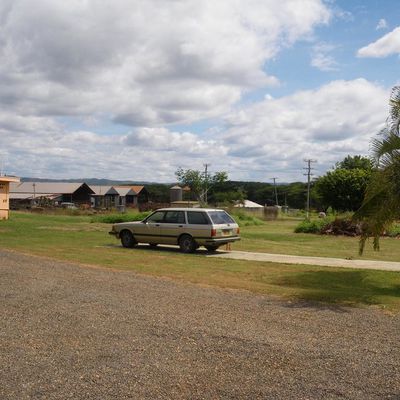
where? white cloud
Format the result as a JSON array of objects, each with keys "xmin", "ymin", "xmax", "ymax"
[
  {"xmin": 376, "ymin": 18, "xmax": 388, "ymax": 30},
  {"xmin": 0, "ymin": 0, "xmax": 330, "ymax": 128},
  {"xmin": 357, "ymin": 27, "xmax": 400, "ymax": 58},
  {"xmin": 222, "ymin": 79, "xmax": 389, "ymax": 179},
  {"xmin": 0, "ymin": 79, "xmax": 390, "ymax": 182},
  {"xmin": 311, "ymin": 42, "xmax": 338, "ymax": 71}
]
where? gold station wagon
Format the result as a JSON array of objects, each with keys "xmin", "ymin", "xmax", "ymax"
[{"xmin": 109, "ymin": 208, "xmax": 240, "ymax": 253}]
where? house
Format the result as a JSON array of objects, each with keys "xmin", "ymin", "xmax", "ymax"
[
  {"xmin": 101, "ymin": 185, "xmax": 149, "ymax": 209},
  {"xmin": 9, "ymin": 182, "xmax": 95, "ymax": 208},
  {"xmin": 0, "ymin": 176, "xmax": 20, "ymax": 219},
  {"xmin": 88, "ymin": 185, "xmax": 112, "ymax": 208}
]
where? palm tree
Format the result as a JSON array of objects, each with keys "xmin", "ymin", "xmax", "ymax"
[{"xmin": 354, "ymin": 86, "xmax": 400, "ymax": 254}]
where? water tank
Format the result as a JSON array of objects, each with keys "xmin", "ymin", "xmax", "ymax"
[{"xmin": 170, "ymin": 186, "xmax": 183, "ymax": 203}]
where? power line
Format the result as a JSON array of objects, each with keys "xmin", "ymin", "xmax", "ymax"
[{"xmin": 303, "ymin": 159, "xmax": 317, "ymax": 219}]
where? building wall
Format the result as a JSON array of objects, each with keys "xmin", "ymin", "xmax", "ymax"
[{"xmin": 0, "ymin": 181, "xmax": 10, "ymax": 219}]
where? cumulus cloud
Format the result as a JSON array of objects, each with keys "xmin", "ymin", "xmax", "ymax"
[
  {"xmin": 1, "ymin": 79, "xmax": 389, "ymax": 182},
  {"xmin": 222, "ymin": 79, "xmax": 389, "ymax": 179},
  {"xmin": 0, "ymin": 0, "xmax": 330, "ymax": 127},
  {"xmin": 357, "ymin": 27, "xmax": 400, "ymax": 58}
]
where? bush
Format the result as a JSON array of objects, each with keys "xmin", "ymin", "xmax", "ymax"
[
  {"xmin": 91, "ymin": 211, "xmax": 151, "ymax": 224},
  {"xmin": 386, "ymin": 223, "xmax": 400, "ymax": 237},
  {"xmin": 294, "ymin": 218, "xmax": 330, "ymax": 233}
]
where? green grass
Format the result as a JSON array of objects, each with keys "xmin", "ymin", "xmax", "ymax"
[
  {"xmin": 1, "ymin": 212, "xmax": 400, "ymax": 311},
  {"xmin": 90, "ymin": 211, "xmax": 151, "ymax": 224}
]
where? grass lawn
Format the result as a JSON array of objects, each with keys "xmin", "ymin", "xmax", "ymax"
[{"xmin": 1, "ymin": 211, "xmax": 400, "ymax": 311}]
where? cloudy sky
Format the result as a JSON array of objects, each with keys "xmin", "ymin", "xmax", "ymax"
[{"xmin": 0, "ymin": 0, "xmax": 399, "ymax": 182}]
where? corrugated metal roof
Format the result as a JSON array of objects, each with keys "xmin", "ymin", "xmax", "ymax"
[
  {"xmin": 89, "ymin": 185, "xmax": 112, "ymax": 196},
  {"xmin": 10, "ymin": 182, "xmax": 90, "ymax": 194},
  {"xmin": 105, "ymin": 186, "xmax": 136, "ymax": 196},
  {"xmin": 234, "ymin": 200, "xmax": 264, "ymax": 208},
  {"xmin": 115, "ymin": 185, "xmax": 145, "ymax": 195}
]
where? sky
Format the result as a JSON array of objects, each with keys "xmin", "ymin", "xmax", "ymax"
[{"xmin": 0, "ymin": 0, "xmax": 399, "ymax": 183}]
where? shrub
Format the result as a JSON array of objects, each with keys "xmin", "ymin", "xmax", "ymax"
[
  {"xmin": 386, "ymin": 223, "xmax": 400, "ymax": 237},
  {"xmin": 294, "ymin": 218, "xmax": 330, "ymax": 233}
]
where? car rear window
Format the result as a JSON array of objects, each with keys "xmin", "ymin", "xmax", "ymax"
[
  {"xmin": 208, "ymin": 211, "xmax": 235, "ymax": 224},
  {"xmin": 187, "ymin": 211, "xmax": 209, "ymax": 225}
]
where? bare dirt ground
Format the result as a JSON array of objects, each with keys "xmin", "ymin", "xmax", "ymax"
[{"xmin": 1, "ymin": 249, "xmax": 399, "ymax": 399}]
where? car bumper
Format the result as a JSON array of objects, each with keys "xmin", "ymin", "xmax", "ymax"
[{"xmin": 203, "ymin": 236, "xmax": 241, "ymax": 245}]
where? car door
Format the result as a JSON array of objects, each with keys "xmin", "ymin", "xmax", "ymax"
[
  {"xmin": 135, "ymin": 210, "xmax": 164, "ymax": 243},
  {"xmin": 158, "ymin": 210, "xmax": 186, "ymax": 244}
]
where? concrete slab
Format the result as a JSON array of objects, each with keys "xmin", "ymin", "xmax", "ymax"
[{"xmin": 208, "ymin": 250, "xmax": 400, "ymax": 272}]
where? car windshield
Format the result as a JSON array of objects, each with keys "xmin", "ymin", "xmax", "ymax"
[{"xmin": 208, "ymin": 211, "xmax": 235, "ymax": 225}]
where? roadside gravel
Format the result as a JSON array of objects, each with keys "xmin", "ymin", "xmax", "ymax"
[{"xmin": 1, "ymin": 249, "xmax": 399, "ymax": 399}]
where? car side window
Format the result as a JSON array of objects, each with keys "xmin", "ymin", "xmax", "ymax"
[
  {"xmin": 146, "ymin": 211, "xmax": 165, "ymax": 223},
  {"xmin": 164, "ymin": 211, "xmax": 185, "ymax": 224},
  {"xmin": 187, "ymin": 211, "xmax": 209, "ymax": 225}
]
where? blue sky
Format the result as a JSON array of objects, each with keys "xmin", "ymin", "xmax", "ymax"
[{"xmin": 0, "ymin": 0, "xmax": 399, "ymax": 182}]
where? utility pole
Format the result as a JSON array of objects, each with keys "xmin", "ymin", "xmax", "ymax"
[
  {"xmin": 271, "ymin": 177, "xmax": 278, "ymax": 206},
  {"xmin": 303, "ymin": 159, "xmax": 317, "ymax": 219},
  {"xmin": 203, "ymin": 163, "xmax": 211, "ymax": 204},
  {"xmin": 32, "ymin": 183, "xmax": 36, "ymax": 206}
]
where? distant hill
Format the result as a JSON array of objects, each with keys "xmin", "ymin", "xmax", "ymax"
[{"xmin": 21, "ymin": 177, "xmax": 171, "ymax": 186}]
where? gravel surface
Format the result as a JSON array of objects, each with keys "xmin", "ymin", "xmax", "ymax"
[{"xmin": 1, "ymin": 249, "xmax": 399, "ymax": 399}]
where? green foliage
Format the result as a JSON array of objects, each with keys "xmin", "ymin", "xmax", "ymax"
[
  {"xmin": 175, "ymin": 167, "xmax": 228, "ymax": 204},
  {"xmin": 354, "ymin": 86, "xmax": 400, "ymax": 253},
  {"xmin": 91, "ymin": 212, "xmax": 150, "ymax": 224},
  {"xmin": 215, "ymin": 181, "xmax": 309, "ymax": 209},
  {"xmin": 145, "ymin": 184, "xmax": 170, "ymax": 202},
  {"xmin": 294, "ymin": 218, "xmax": 330, "ymax": 233},
  {"xmin": 386, "ymin": 223, "xmax": 400, "ymax": 237},
  {"xmin": 336, "ymin": 155, "xmax": 373, "ymax": 171},
  {"xmin": 315, "ymin": 166, "xmax": 371, "ymax": 212},
  {"xmin": 213, "ymin": 188, "xmax": 246, "ymax": 205}
]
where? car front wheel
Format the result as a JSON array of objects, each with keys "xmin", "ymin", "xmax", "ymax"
[
  {"xmin": 179, "ymin": 235, "xmax": 196, "ymax": 253},
  {"xmin": 120, "ymin": 230, "xmax": 137, "ymax": 248}
]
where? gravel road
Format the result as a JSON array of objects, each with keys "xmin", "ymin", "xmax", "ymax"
[{"xmin": 1, "ymin": 249, "xmax": 399, "ymax": 399}]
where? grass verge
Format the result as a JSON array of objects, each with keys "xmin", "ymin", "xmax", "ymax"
[{"xmin": 1, "ymin": 212, "xmax": 399, "ymax": 311}]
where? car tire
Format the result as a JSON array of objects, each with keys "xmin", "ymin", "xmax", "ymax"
[
  {"xmin": 205, "ymin": 245, "xmax": 220, "ymax": 252},
  {"xmin": 179, "ymin": 234, "xmax": 196, "ymax": 253},
  {"xmin": 120, "ymin": 230, "xmax": 137, "ymax": 248}
]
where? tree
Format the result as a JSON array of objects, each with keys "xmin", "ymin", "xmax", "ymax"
[
  {"xmin": 175, "ymin": 167, "xmax": 228, "ymax": 205},
  {"xmin": 336, "ymin": 155, "xmax": 373, "ymax": 171},
  {"xmin": 354, "ymin": 86, "xmax": 400, "ymax": 252},
  {"xmin": 314, "ymin": 155, "xmax": 372, "ymax": 212}
]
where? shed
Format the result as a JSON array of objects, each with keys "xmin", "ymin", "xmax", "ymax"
[
  {"xmin": 9, "ymin": 182, "xmax": 95, "ymax": 207},
  {"xmin": 234, "ymin": 200, "xmax": 264, "ymax": 209}
]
